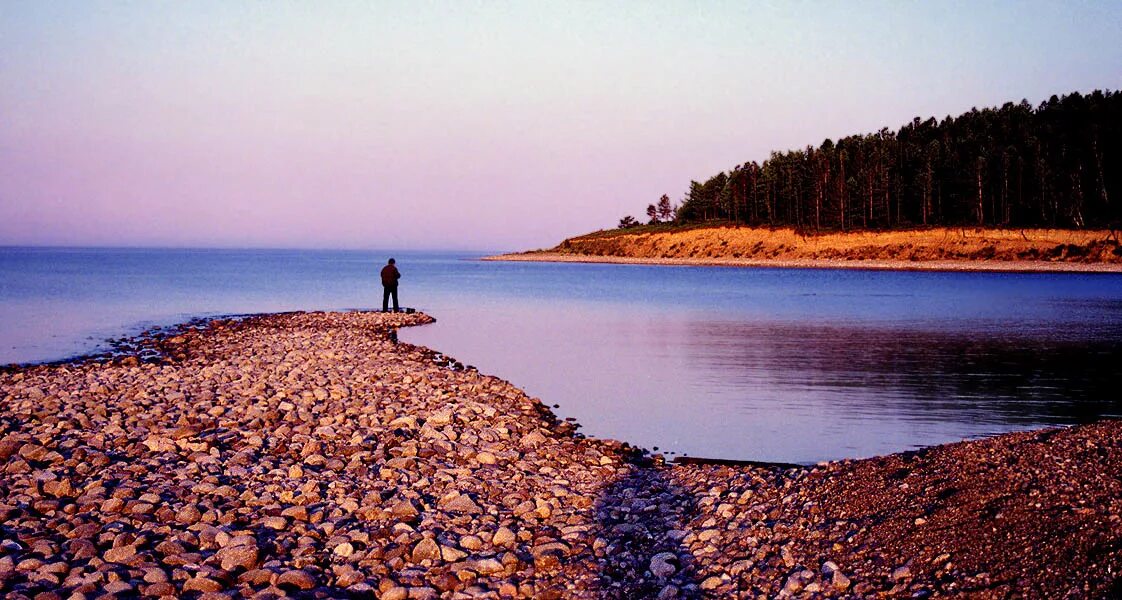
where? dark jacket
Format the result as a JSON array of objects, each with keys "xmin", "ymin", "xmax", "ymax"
[{"xmin": 380, "ymin": 264, "xmax": 401, "ymax": 287}]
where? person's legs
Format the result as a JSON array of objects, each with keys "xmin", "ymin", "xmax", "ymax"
[
  {"xmin": 391, "ymin": 287, "xmax": 399, "ymax": 311},
  {"xmin": 382, "ymin": 286, "xmax": 390, "ymax": 312}
]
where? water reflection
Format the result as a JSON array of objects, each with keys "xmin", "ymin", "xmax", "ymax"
[
  {"xmin": 687, "ymin": 320, "xmax": 1122, "ymax": 426},
  {"xmin": 404, "ymin": 306, "xmax": 1122, "ymax": 464}
]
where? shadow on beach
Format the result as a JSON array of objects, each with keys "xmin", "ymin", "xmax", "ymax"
[{"xmin": 592, "ymin": 462, "xmax": 701, "ymax": 598}]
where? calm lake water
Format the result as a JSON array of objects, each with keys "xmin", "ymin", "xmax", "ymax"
[{"xmin": 3, "ymin": 247, "xmax": 1121, "ymax": 463}]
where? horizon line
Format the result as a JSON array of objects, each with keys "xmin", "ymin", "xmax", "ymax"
[{"xmin": 0, "ymin": 243, "xmax": 509, "ymax": 254}]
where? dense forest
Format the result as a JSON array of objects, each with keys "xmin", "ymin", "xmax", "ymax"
[{"xmin": 630, "ymin": 90, "xmax": 1122, "ymax": 231}]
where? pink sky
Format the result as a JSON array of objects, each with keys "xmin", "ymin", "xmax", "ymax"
[{"xmin": 2, "ymin": 2, "xmax": 1120, "ymax": 250}]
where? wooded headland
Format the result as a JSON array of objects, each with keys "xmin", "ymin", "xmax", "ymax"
[{"xmin": 507, "ymin": 90, "xmax": 1122, "ymax": 272}]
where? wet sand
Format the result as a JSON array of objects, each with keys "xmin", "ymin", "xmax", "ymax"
[
  {"xmin": 1, "ymin": 311, "xmax": 1119, "ymax": 598},
  {"xmin": 484, "ymin": 252, "xmax": 1122, "ymax": 273}
]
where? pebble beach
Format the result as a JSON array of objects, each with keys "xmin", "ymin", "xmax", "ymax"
[{"xmin": 1, "ymin": 311, "xmax": 1119, "ymax": 598}]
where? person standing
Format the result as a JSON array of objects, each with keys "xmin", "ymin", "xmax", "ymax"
[{"xmin": 380, "ymin": 258, "xmax": 401, "ymax": 312}]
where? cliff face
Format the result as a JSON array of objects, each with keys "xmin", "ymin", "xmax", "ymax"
[{"xmin": 550, "ymin": 226, "xmax": 1122, "ymax": 263}]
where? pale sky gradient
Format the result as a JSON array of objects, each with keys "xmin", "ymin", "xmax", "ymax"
[{"xmin": 2, "ymin": 1, "xmax": 1121, "ymax": 251}]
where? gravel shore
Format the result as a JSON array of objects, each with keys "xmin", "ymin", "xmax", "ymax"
[{"xmin": 1, "ymin": 312, "xmax": 1119, "ymax": 598}]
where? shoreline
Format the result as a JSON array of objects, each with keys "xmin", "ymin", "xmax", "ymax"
[
  {"xmin": 485, "ymin": 251, "xmax": 1122, "ymax": 273},
  {"xmin": 1, "ymin": 311, "xmax": 1119, "ymax": 596}
]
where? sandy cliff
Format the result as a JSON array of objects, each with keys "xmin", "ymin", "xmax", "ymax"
[{"xmin": 551, "ymin": 226, "xmax": 1122, "ymax": 263}]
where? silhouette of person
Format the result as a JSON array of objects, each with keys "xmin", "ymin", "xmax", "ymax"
[{"xmin": 380, "ymin": 258, "xmax": 401, "ymax": 312}]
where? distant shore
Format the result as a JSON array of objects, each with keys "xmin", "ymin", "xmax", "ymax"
[
  {"xmin": 486, "ymin": 251, "xmax": 1122, "ymax": 273},
  {"xmin": 1, "ymin": 310, "xmax": 1119, "ymax": 597},
  {"xmin": 488, "ymin": 225, "xmax": 1122, "ymax": 273}
]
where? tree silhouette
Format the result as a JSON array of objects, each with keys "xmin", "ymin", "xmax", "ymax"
[
  {"xmin": 656, "ymin": 195, "xmax": 675, "ymax": 221},
  {"xmin": 659, "ymin": 90, "xmax": 1122, "ymax": 231}
]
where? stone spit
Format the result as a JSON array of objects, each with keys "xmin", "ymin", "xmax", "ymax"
[{"xmin": 1, "ymin": 311, "xmax": 1119, "ymax": 598}]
